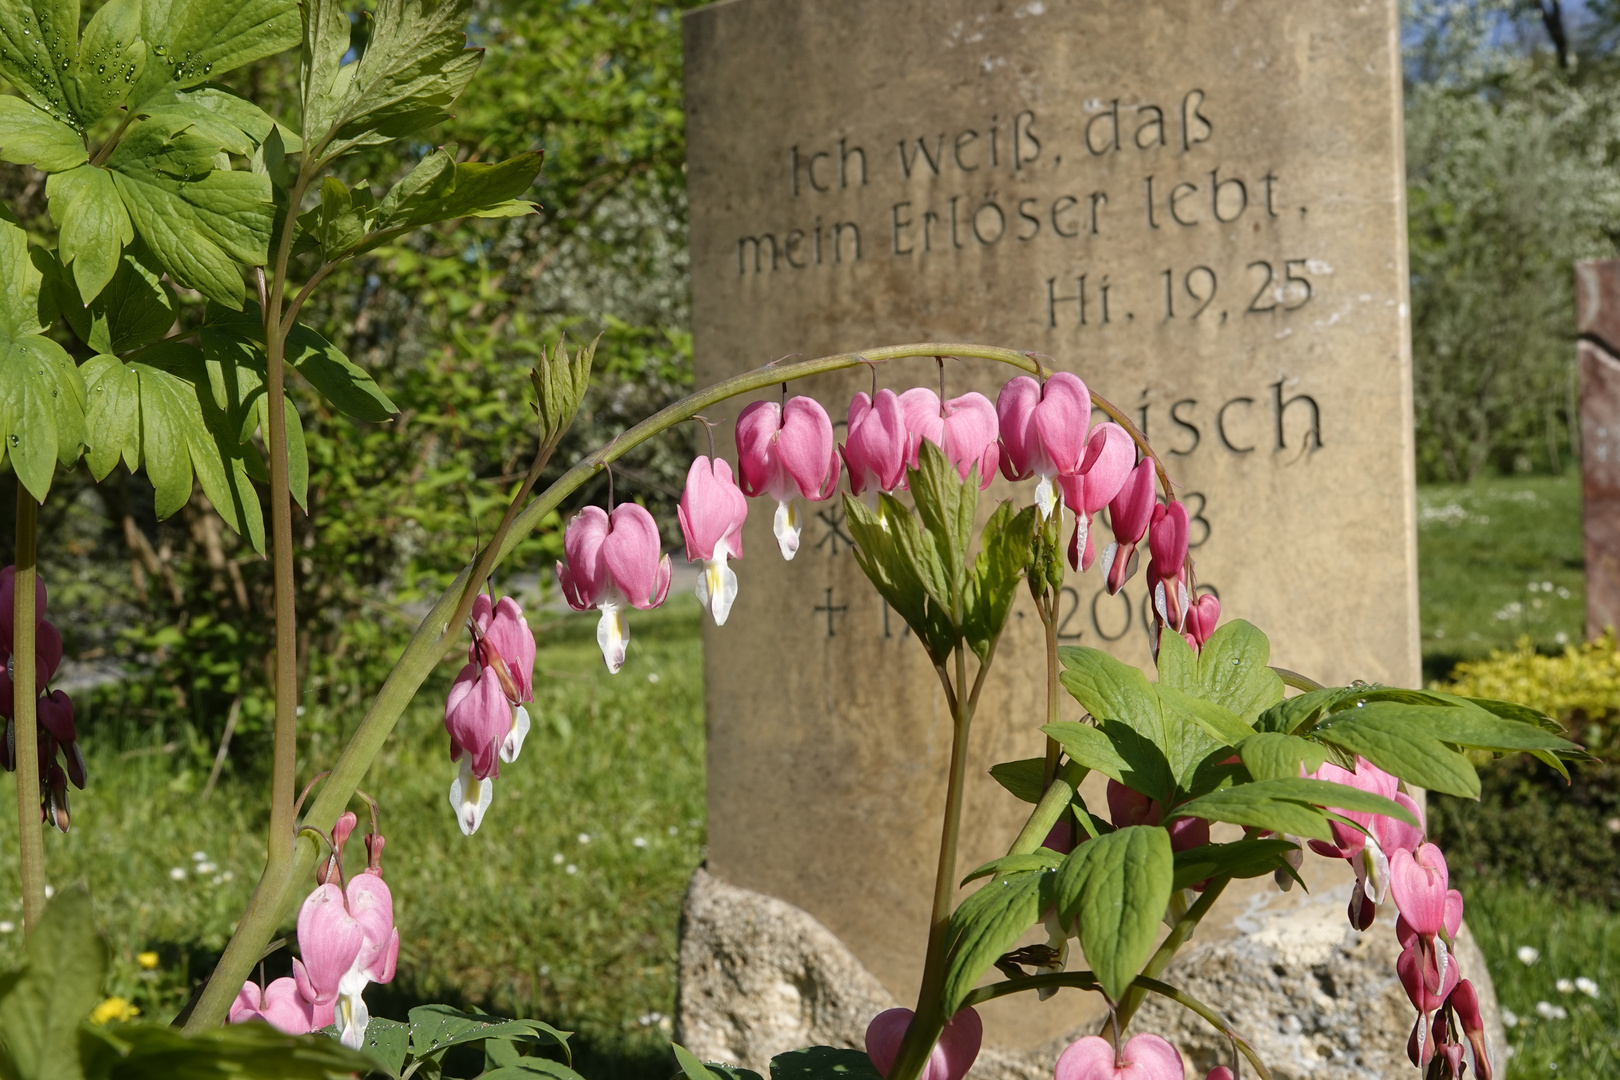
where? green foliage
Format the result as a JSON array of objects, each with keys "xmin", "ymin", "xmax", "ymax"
[
  {"xmin": 844, "ymin": 442, "xmax": 1034, "ymax": 667},
  {"xmin": 1050, "ymin": 825, "xmax": 1172, "ymax": 1001},
  {"xmin": 357, "ymin": 1005, "xmax": 575, "ymax": 1080},
  {"xmin": 766, "ymin": 1047, "xmax": 881, "ymax": 1080},
  {"xmin": 941, "ymin": 867, "xmax": 1049, "ymax": 1014},
  {"xmin": 671, "ymin": 1042, "xmax": 763, "ymax": 1080}
]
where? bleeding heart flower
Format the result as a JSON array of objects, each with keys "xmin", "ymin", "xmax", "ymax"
[
  {"xmin": 1059, "ymin": 423, "xmax": 1134, "ymax": 571},
  {"xmin": 997, "ymin": 373, "xmax": 1091, "ymax": 516},
  {"xmin": 557, "ymin": 503, "xmax": 672, "ymax": 673},
  {"xmin": 229, "ymin": 977, "xmax": 331, "ymax": 1035},
  {"xmin": 1449, "ymin": 980, "xmax": 1494, "ymax": 1080},
  {"xmin": 294, "ymin": 883, "xmax": 367, "ymax": 1007},
  {"xmin": 736, "ymin": 397, "xmax": 840, "ymax": 559},
  {"xmin": 1107, "ymin": 780, "xmax": 1162, "ymax": 828},
  {"xmin": 0, "ymin": 566, "xmax": 46, "ymax": 656},
  {"xmin": 1391, "ymin": 843, "xmax": 1450, "ymax": 936},
  {"xmin": 844, "ymin": 390, "xmax": 909, "ymax": 497},
  {"xmin": 1100, "ymin": 460, "xmax": 1156, "ymax": 594},
  {"xmin": 864, "ymin": 1006, "xmax": 982, "ymax": 1080},
  {"xmin": 1181, "ymin": 594, "xmax": 1220, "ymax": 652},
  {"xmin": 898, "ymin": 388, "xmax": 1000, "ymax": 489},
  {"xmin": 1146, "ymin": 502, "xmax": 1191, "ymax": 631},
  {"xmin": 472, "ymin": 594, "xmax": 536, "ymax": 707},
  {"xmin": 679, "ymin": 456, "xmax": 748, "ymax": 626},
  {"xmin": 1054, "ymin": 1033, "xmax": 1184, "ymax": 1080},
  {"xmin": 1398, "ymin": 940, "xmax": 1461, "ymax": 1011}
]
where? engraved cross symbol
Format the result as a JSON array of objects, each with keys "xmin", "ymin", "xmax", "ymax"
[
  {"xmin": 813, "ymin": 587, "xmax": 849, "ymax": 637},
  {"xmin": 816, "ymin": 506, "xmax": 855, "ymax": 555}
]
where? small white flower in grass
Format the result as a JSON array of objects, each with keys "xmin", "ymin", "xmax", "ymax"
[
  {"xmin": 668, "ymin": 826, "xmax": 679, "ymax": 836},
  {"xmin": 1576, "ymin": 977, "xmax": 1600, "ymax": 998},
  {"xmin": 1535, "ymin": 1001, "xmax": 1567, "ymax": 1021},
  {"xmin": 42, "ymin": 885, "xmax": 53, "ymax": 899},
  {"xmin": 578, "ymin": 833, "xmax": 591, "ymax": 844},
  {"xmin": 633, "ymin": 837, "xmax": 648, "ymax": 848},
  {"xmin": 1501, "ymin": 1008, "xmax": 1519, "ymax": 1028},
  {"xmin": 191, "ymin": 851, "xmax": 207, "ymax": 862},
  {"xmin": 221, "ymin": 870, "xmax": 233, "ymax": 882},
  {"xmin": 0, "ymin": 922, "xmax": 14, "ymax": 934},
  {"xmin": 168, "ymin": 868, "xmax": 187, "ymax": 881},
  {"xmin": 565, "ymin": 864, "xmax": 577, "ymax": 875},
  {"xmin": 552, "ymin": 853, "xmax": 565, "ymax": 865},
  {"xmin": 1557, "ymin": 978, "xmax": 1575, "ymax": 993},
  {"xmin": 196, "ymin": 862, "xmax": 217, "ymax": 874},
  {"xmin": 1518, "ymin": 946, "xmax": 1541, "ymax": 965},
  {"xmin": 648, "ymin": 672, "xmax": 660, "ymax": 684}
]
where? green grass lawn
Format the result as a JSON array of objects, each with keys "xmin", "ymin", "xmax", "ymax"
[
  {"xmin": 1417, "ymin": 474, "xmax": 1586, "ymax": 679},
  {"xmin": 0, "ymin": 600, "xmax": 708, "ymax": 1080},
  {"xmin": 0, "ymin": 474, "xmax": 1614, "ymax": 1078}
]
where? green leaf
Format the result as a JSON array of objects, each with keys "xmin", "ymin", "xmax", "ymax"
[
  {"xmin": 0, "ymin": 887, "xmax": 107, "ymax": 1080},
  {"xmin": 963, "ymin": 501, "xmax": 1035, "ymax": 659},
  {"xmin": 371, "ymin": 148, "xmax": 542, "ymax": 236},
  {"xmin": 1040, "ymin": 722, "xmax": 1130, "ymax": 786},
  {"xmin": 769, "ymin": 1047, "xmax": 884, "ymax": 1080},
  {"xmin": 201, "ymin": 302, "xmax": 397, "ymax": 422},
  {"xmin": 80, "ymin": 1019, "xmax": 374, "ymax": 1079},
  {"xmin": 480, "ymin": 1061, "xmax": 589, "ymax": 1080},
  {"xmin": 81, "ymin": 343, "xmax": 266, "ymax": 550},
  {"xmin": 1449, "ymin": 694, "xmax": 1565, "ymax": 734},
  {"xmin": 309, "ymin": 0, "xmax": 482, "ymax": 158},
  {"xmin": 673, "ymin": 1042, "xmax": 725, "ymax": 1080},
  {"xmin": 1312, "ymin": 704, "xmax": 1482, "ymax": 798},
  {"xmin": 357, "ymin": 1016, "xmax": 409, "ymax": 1077},
  {"xmin": 941, "ymin": 869, "xmax": 1048, "ymax": 1013},
  {"xmin": 405, "ymin": 1005, "xmax": 567, "ymax": 1062},
  {"xmin": 906, "ymin": 439, "xmax": 973, "ymax": 590},
  {"xmin": 988, "ymin": 757, "xmax": 1047, "ymax": 804},
  {"xmin": 1254, "ymin": 687, "xmax": 1355, "ymax": 734},
  {"xmin": 1158, "ymin": 619, "xmax": 1285, "ymax": 722},
  {"xmin": 69, "ymin": 0, "xmax": 145, "ymax": 127},
  {"xmin": 301, "ymin": 0, "xmax": 351, "ymax": 139},
  {"xmin": 844, "ymin": 493, "xmax": 953, "ymax": 664},
  {"xmin": 1401, "ymin": 702, "xmax": 1578, "ymax": 754},
  {"xmin": 0, "ymin": 0, "xmax": 82, "ymax": 124},
  {"xmin": 129, "ymin": 0, "xmax": 302, "ymax": 110},
  {"xmin": 52, "ymin": 242, "xmax": 176, "ymax": 354},
  {"xmin": 1157, "ymin": 684, "xmax": 1254, "ymax": 747},
  {"xmin": 107, "ymin": 115, "xmax": 275, "ymax": 308},
  {"xmin": 1171, "ymin": 837, "xmax": 1303, "ymax": 892},
  {"xmin": 47, "ymin": 165, "xmax": 134, "ymax": 301},
  {"xmin": 0, "ymin": 96, "xmax": 87, "ymax": 171},
  {"xmin": 1169, "ymin": 777, "xmax": 1418, "ymax": 843},
  {"xmin": 1238, "ymin": 732, "xmax": 1329, "ymax": 781},
  {"xmin": 960, "ymin": 849, "xmax": 1064, "ymax": 887},
  {"xmin": 0, "ymin": 217, "xmax": 86, "ymax": 499},
  {"xmin": 1052, "ymin": 825, "xmax": 1172, "ymax": 1001},
  {"xmin": 142, "ymin": 84, "xmax": 279, "ymax": 153},
  {"xmin": 1059, "ymin": 647, "xmax": 1212, "ymax": 793}
]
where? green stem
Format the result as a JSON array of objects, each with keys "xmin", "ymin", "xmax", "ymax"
[
  {"xmin": 1005, "ymin": 761, "xmax": 1087, "ymax": 858},
  {"xmin": 1040, "ymin": 593, "xmax": 1060, "ymax": 787},
  {"xmin": 11, "ymin": 489, "xmax": 45, "ymax": 932},
  {"xmin": 183, "ymin": 342, "xmax": 1048, "ymax": 1031},
  {"xmin": 1110, "ymin": 876, "xmax": 1230, "ymax": 1034},
  {"xmin": 889, "ymin": 649, "xmax": 974, "ymax": 1080}
]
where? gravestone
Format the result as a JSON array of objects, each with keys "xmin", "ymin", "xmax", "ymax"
[{"xmin": 677, "ymin": 2, "xmax": 1468, "ymax": 1075}]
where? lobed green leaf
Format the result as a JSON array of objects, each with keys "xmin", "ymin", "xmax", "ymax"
[{"xmin": 1052, "ymin": 825, "xmax": 1173, "ymax": 1001}]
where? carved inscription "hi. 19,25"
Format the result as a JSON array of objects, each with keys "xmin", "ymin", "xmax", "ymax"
[{"xmin": 732, "ymin": 89, "xmax": 1327, "ymax": 332}]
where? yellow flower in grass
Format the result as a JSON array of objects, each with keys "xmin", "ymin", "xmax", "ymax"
[
  {"xmin": 136, "ymin": 951, "xmax": 159, "ymax": 970},
  {"xmin": 90, "ymin": 997, "xmax": 139, "ymax": 1025}
]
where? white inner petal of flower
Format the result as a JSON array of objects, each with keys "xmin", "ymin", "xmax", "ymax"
[
  {"xmin": 774, "ymin": 499, "xmax": 802, "ymax": 560},
  {"xmin": 697, "ymin": 540, "xmax": 739, "ymax": 625},
  {"xmin": 596, "ymin": 603, "xmax": 629, "ymax": 674},
  {"xmin": 501, "ymin": 705, "xmax": 530, "ymax": 764}
]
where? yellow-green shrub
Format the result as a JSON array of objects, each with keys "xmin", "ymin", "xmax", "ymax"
[{"xmin": 1431, "ymin": 635, "xmax": 1620, "ymax": 907}]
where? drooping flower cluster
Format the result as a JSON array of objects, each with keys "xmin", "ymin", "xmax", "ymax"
[
  {"xmin": 544, "ymin": 371, "xmax": 1218, "ymax": 687},
  {"xmin": 0, "ymin": 566, "xmax": 84, "ymax": 831},
  {"xmin": 445, "ymin": 594, "xmax": 537, "ymax": 836},
  {"xmin": 1308, "ymin": 756, "xmax": 1493, "ymax": 1078},
  {"xmin": 229, "ymin": 812, "xmax": 399, "ymax": 1049}
]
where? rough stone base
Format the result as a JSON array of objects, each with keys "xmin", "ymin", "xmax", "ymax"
[{"xmin": 676, "ymin": 867, "xmax": 1504, "ymax": 1080}]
